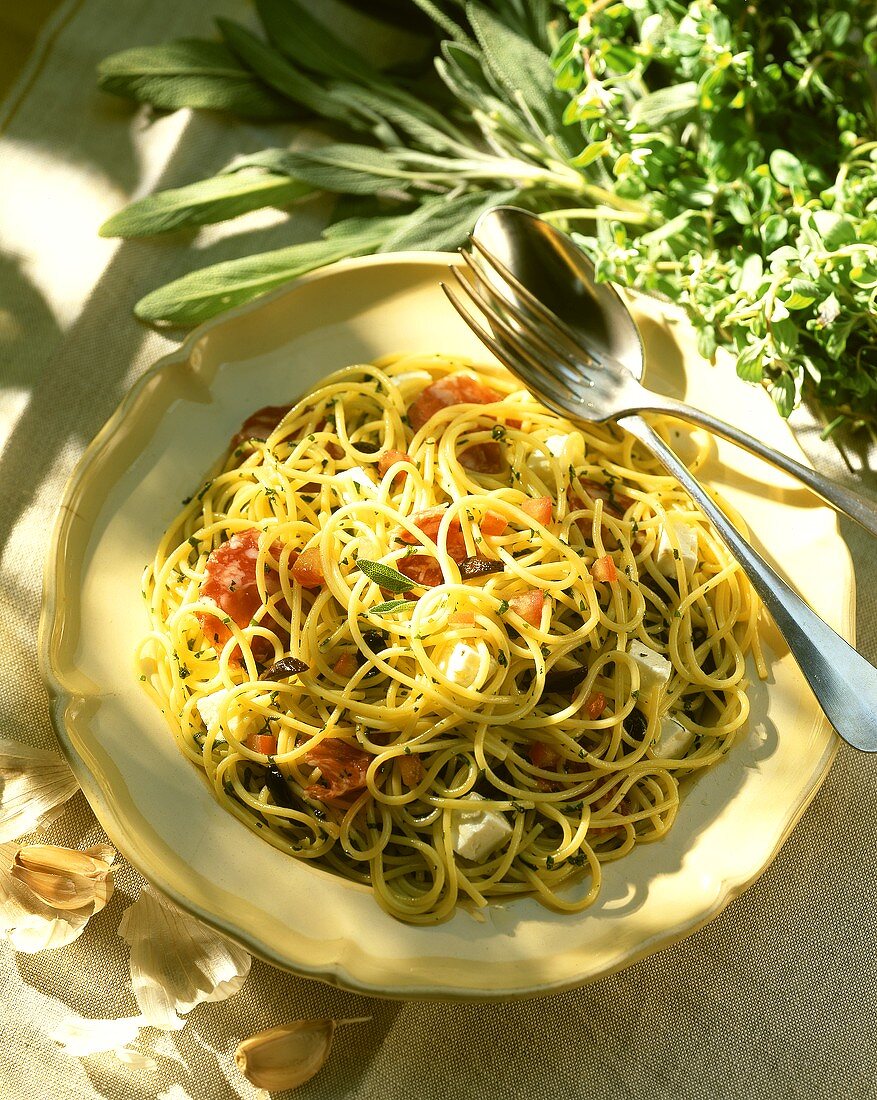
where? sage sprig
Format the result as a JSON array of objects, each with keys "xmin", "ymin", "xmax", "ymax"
[{"xmin": 99, "ymin": 1, "xmax": 638, "ymax": 324}]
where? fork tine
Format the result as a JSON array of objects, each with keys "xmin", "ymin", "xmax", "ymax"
[
  {"xmin": 459, "ymin": 251, "xmax": 590, "ymax": 394},
  {"xmin": 451, "ymin": 267, "xmax": 580, "ymax": 402},
  {"xmin": 468, "ymin": 235, "xmax": 609, "ymax": 371},
  {"xmin": 448, "ymin": 268, "xmax": 580, "ymax": 404},
  {"xmin": 440, "ymin": 280, "xmax": 578, "ymax": 418}
]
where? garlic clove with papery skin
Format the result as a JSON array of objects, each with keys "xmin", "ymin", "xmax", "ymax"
[
  {"xmin": 0, "ymin": 739, "xmax": 79, "ymax": 842},
  {"xmin": 234, "ymin": 1020, "xmax": 336, "ymax": 1091},
  {"xmin": 11, "ymin": 844, "xmax": 114, "ymax": 912},
  {"xmin": 0, "ymin": 841, "xmax": 116, "ymax": 952},
  {"xmin": 118, "ymin": 885, "xmax": 251, "ymax": 1031}
]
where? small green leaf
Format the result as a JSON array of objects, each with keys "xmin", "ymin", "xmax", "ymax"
[
  {"xmin": 356, "ymin": 559, "xmax": 414, "ymax": 593},
  {"xmin": 99, "ymin": 171, "xmax": 313, "ymax": 238},
  {"xmin": 629, "ymin": 82, "xmax": 698, "ymax": 126},
  {"xmin": 768, "ymin": 150, "xmax": 805, "ymax": 188},
  {"xmin": 370, "ymin": 600, "xmax": 418, "ymax": 614},
  {"xmin": 97, "ymin": 39, "xmax": 291, "ymax": 118}
]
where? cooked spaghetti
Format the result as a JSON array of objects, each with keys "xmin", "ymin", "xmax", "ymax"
[{"xmin": 138, "ymin": 354, "xmax": 764, "ymax": 923}]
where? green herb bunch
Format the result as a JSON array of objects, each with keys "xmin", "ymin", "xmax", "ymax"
[
  {"xmin": 555, "ymin": 0, "xmax": 877, "ymax": 431},
  {"xmin": 97, "ymin": 0, "xmax": 877, "ymax": 431}
]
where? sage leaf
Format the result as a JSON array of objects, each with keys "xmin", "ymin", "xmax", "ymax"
[
  {"xmin": 337, "ymin": 84, "xmax": 470, "ymax": 156},
  {"xmin": 355, "ymin": 560, "xmax": 413, "ymax": 593},
  {"xmin": 409, "ymin": 0, "xmax": 472, "ymax": 44},
  {"xmin": 255, "ymin": 0, "xmax": 383, "ymax": 86},
  {"xmin": 134, "ymin": 230, "xmax": 387, "ymax": 326},
  {"xmin": 216, "ymin": 19, "xmax": 351, "ymax": 126},
  {"xmin": 379, "ymin": 188, "xmax": 519, "ymax": 252},
  {"xmin": 244, "ymin": 145, "xmax": 417, "ymax": 195},
  {"xmin": 97, "ymin": 39, "xmax": 291, "ymax": 118},
  {"xmin": 466, "ymin": 5, "xmax": 575, "ymax": 154},
  {"xmin": 99, "ymin": 172, "xmax": 313, "ymax": 238},
  {"xmin": 370, "ymin": 600, "xmax": 418, "ymax": 615}
]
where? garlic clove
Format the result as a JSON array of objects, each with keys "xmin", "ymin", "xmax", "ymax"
[
  {"xmin": 11, "ymin": 843, "xmax": 114, "ymax": 911},
  {"xmin": 235, "ymin": 1020, "xmax": 336, "ymax": 1091},
  {"xmin": 0, "ymin": 841, "xmax": 111, "ymax": 951},
  {"xmin": 118, "ymin": 885, "xmax": 251, "ymax": 1031},
  {"xmin": 0, "ymin": 739, "xmax": 79, "ymax": 842}
]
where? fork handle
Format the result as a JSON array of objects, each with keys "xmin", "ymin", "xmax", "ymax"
[
  {"xmin": 618, "ymin": 413, "xmax": 877, "ymax": 753},
  {"xmin": 653, "ymin": 395, "xmax": 877, "ymax": 539}
]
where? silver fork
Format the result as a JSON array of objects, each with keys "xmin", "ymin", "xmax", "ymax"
[
  {"xmin": 452, "ymin": 238, "xmax": 877, "ymax": 539},
  {"xmin": 442, "ymin": 240, "xmax": 877, "ymax": 752}
]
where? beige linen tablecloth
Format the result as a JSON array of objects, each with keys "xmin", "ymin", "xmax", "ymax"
[{"xmin": 1, "ymin": 4, "xmax": 875, "ymax": 1098}]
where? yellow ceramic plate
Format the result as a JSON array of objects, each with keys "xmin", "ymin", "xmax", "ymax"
[{"xmin": 40, "ymin": 254, "xmax": 846, "ymax": 999}]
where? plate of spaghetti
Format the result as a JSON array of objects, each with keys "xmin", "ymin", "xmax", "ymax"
[{"xmin": 42, "ymin": 253, "xmax": 847, "ymax": 997}]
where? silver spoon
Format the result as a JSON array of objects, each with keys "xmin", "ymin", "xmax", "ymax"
[
  {"xmin": 457, "ymin": 205, "xmax": 877, "ymax": 752},
  {"xmin": 470, "ymin": 205, "xmax": 877, "ymax": 539}
]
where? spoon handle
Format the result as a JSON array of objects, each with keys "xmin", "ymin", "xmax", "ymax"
[
  {"xmin": 653, "ymin": 394, "xmax": 877, "ymax": 539},
  {"xmin": 617, "ymin": 413, "xmax": 877, "ymax": 753}
]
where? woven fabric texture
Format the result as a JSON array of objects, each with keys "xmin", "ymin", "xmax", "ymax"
[{"xmin": 1, "ymin": 4, "xmax": 875, "ymax": 1099}]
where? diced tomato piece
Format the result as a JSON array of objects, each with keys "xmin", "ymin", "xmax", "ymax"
[
  {"xmin": 480, "ymin": 510, "xmax": 508, "ymax": 537},
  {"xmin": 397, "ymin": 507, "xmax": 467, "ymax": 559},
  {"xmin": 509, "ymin": 589, "xmax": 545, "ymax": 626},
  {"xmin": 198, "ymin": 528, "xmax": 280, "ymax": 653},
  {"xmin": 529, "ymin": 741, "xmax": 560, "ymax": 770},
  {"xmin": 398, "ymin": 753, "xmax": 424, "ymax": 787},
  {"xmin": 332, "ymin": 653, "xmax": 359, "ymax": 678},
  {"xmin": 303, "ymin": 739, "xmax": 372, "ymax": 803},
  {"xmin": 449, "ymin": 611, "xmax": 475, "ymax": 625},
  {"xmin": 408, "ymin": 374, "xmax": 504, "ymax": 432},
  {"xmin": 591, "ymin": 554, "xmax": 617, "ymax": 584},
  {"xmin": 244, "ymin": 732, "xmax": 278, "ymax": 756},
  {"xmin": 521, "ymin": 495, "xmax": 553, "ymax": 526},
  {"xmin": 377, "ymin": 449, "xmax": 413, "ymax": 481},
  {"xmin": 291, "ymin": 546, "xmax": 325, "ymax": 588},
  {"xmin": 584, "ymin": 691, "xmax": 606, "ymax": 719},
  {"xmin": 230, "ymin": 404, "xmax": 293, "ymax": 450},
  {"xmin": 397, "ymin": 554, "xmax": 444, "ymax": 588},
  {"xmin": 460, "ymin": 441, "xmax": 504, "ymax": 473}
]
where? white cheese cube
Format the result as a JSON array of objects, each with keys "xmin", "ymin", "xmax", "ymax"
[
  {"xmin": 436, "ymin": 641, "xmax": 489, "ymax": 690},
  {"xmin": 333, "ymin": 465, "xmax": 377, "ymax": 505},
  {"xmin": 196, "ymin": 689, "xmax": 228, "ymax": 732},
  {"xmin": 656, "ymin": 517, "xmax": 698, "ymax": 579},
  {"xmin": 530, "ymin": 431, "xmax": 586, "ymax": 484},
  {"xmin": 196, "ymin": 688, "xmax": 256, "ymax": 743},
  {"xmin": 628, "ymin": 640, "xmax": 672, "ymax": 697},
  {"xmin": 451, "ymin": 793, "xmax": 513, "ymax": 862},
  {"xmin": 654, "ymin": 714, "xmax": 694, "ymax": 758}
]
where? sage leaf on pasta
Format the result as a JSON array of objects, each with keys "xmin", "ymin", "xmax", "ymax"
[
  {"xmin": 355, "ymin": 560, "xmax": 414, "ymax": 593},
  {"xmin": 97, "ymin": 39, "xmax": 292, "ymax": 118},
  {"xmin": 370, "ymin": 600, "xmax": 418, "ymax": 615},
  {"xmin": 99, "ymin": 172, "xmax": 314, "ymax": 238}
]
